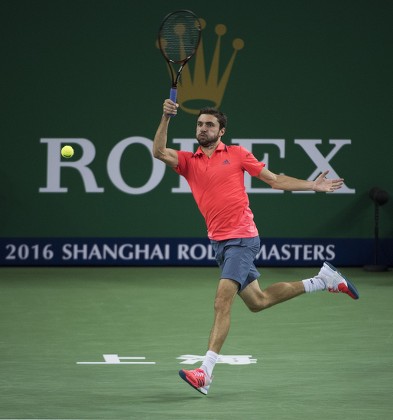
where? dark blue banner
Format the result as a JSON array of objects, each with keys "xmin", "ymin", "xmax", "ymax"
[{"xmin": 0, "ymin": 238, "xmax": 391, "ymax": 267}]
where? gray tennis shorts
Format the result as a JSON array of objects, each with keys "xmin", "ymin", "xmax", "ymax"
[{"xmin": 210, "ymin": 236, "xmax": 261, "ymax": 292}]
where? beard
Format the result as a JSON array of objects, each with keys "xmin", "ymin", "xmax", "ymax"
[{"xmin": 196, "ymin": 133, "xmax": 220, "ymax": 148}]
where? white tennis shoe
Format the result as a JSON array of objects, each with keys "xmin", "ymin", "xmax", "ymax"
[{"xmin": 317, "ymin": 262, "xmax": 359, "ymax": 299}]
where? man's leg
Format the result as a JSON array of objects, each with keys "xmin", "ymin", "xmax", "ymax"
[
  {"xmin": 207, "ymin": 278, "xmax": 239, "ymax": 353},
  {"xmin": 178, "ymin": 278, "xmax": 238, "ymax": 395},
  {"xmin": 239, "ymin": 279, "xmax": 305, "ymax": 312},
  {"xmin": 239, "ymin": 262, "xmax": 359, "ymax": 311}
]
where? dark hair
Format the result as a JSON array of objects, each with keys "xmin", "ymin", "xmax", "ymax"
[{"xmin": 198, "ymin": 107, "xmax": 227, "ymax": 130}]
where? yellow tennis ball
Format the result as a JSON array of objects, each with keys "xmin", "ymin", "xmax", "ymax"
[{"xmin": 61, "ymin": 145, "xmax": 74, "ymax": 158}]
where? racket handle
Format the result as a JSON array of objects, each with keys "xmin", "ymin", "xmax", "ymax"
[
  {"xmin": 170, "ymin": 87, "xmax": 177, "ymax": 102},
  {"xmin": 169, "ymin": 87, "xmax": 177, "ymax": 117}
]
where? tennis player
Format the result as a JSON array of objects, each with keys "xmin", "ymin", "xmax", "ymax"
[{"xmin": 153, "ymin": 99, "xmax": 359, "ymax": 395}]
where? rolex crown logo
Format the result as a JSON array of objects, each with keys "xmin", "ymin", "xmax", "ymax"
[{"xmin": 171, "ymin": 19, "xmax": 244, "ymax": 115}]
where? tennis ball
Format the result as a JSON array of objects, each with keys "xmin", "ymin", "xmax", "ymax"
[{"xmin": 61, "ymin": 145, "xmax": 74, "ymax": 158}]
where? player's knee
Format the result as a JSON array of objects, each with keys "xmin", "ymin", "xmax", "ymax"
[
  {"xmin": 247, "ymin": 302, "xmax": 264, "ymax": 313},
  {"xmin": 214, "ymin": 295, "xmax": 232, "ymax": 314},
  {"xmin": 248, "ymin": 304, "xmax": 263, "ymax": 313},
  {"xmin": 246, "ymin": 298, "xmax": 271, "ymax": 313}
]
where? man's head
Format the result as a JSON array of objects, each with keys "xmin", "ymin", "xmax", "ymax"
[
  {"xmin": 198, "ymin": 107, "xmax": 227, "ymax": 130},
  {"xmin": 196, "ymin": 108, "xmax": 227, "ymax": 148}
]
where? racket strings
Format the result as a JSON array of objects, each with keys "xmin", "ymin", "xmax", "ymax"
[{"xmin": 159, "ymin": 13, "xmax": 200, "ymax": 63}]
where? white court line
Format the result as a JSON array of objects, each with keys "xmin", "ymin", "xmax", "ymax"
[
  {"xmin": 76, "ymin": 362, "xmax": 156, "ymax": 364},
  {"xmin": 76, "ymin": 355, "xmax": 156, "ymax": 364}
]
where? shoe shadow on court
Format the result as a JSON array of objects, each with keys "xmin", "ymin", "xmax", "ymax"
[
  {"xmin": 138, "ymin": 392, "xmax": 197, "ymax": 403},
  {"xmin": 136, "ymin": 389, "xmax": 237, "ymax": 403}
]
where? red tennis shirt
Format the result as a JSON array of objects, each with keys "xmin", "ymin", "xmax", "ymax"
[{"xmin": 174, "ymin": 142, "xmax": 265, "ymax": 241}]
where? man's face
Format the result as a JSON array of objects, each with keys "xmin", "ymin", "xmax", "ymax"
[{"xmin": 196, "ymin": 114, "xmax": 225, "ymax": 147}]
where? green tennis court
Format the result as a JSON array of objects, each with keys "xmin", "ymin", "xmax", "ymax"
[{"xmin": 0, "ymin": 267, "xmax": 392, "ymax": 419}]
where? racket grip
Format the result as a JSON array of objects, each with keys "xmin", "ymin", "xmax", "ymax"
[
  {"xmin": 170, "ymin": 87, "xmax": 177, "ymax": 102},
  {"xmin": 169, "ymin": 87, "xmax": 177, "ymax": 117}
]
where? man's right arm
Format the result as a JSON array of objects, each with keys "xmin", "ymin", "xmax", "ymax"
[{"xmin": 153, "ymin": 99, "xmax": 179, "ymax": 168}]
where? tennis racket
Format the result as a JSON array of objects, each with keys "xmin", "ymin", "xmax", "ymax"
[{"xmin": 158, "ymin": 10, "xmax": 201, "ymax": 111}]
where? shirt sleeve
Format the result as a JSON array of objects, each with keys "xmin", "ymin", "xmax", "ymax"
[
  {"xmin": 173, "ymin": 150, "xmax": 190, "ymax": 176},
  {"xmin": 240, "ymin": 146, "xmax": 265, "ymax": 176}
]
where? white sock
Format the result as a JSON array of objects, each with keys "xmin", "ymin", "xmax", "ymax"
[
  {"xmin": 302, "ymin": 276, "xmax": 326, "ymax": 293},
  {"xmin": 201, "ymin": 350, "xmax": 218, "ymax": 377}
]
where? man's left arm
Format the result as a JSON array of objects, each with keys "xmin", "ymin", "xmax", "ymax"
[{"xmin": 257, "ymin": 168, "xmax": 344, "ymax": 192}]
